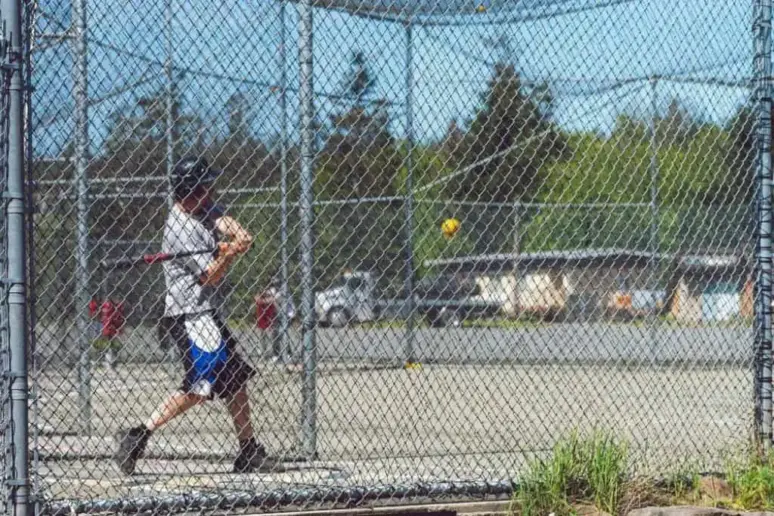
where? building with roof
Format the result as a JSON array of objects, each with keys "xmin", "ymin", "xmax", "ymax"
[{"xmin": 423, "ymin": 248, "xmax": 752, "ymax": 322}]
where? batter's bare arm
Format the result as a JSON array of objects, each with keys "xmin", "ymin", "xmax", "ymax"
[
  {"xmin": 215, "ymin": 215, "xmax": 253, "ymax": 249},
  {"xmin": 199, "ymin": 242, "xmax": 242, "ymax": 286}
]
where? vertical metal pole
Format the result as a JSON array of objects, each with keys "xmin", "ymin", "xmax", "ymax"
[
  {"xmin": 21, "ymin": 1, "xmax": 39, "ymax": 507},
  {"xmin": 278, "ymin": 0, "xmax": 290, "ymax": 364},
  {"xmin": 72, "ymin": 0, "xmax": 91, "ymax": 434},
  {"xmin": 512, "ymin": 203, "xmax": 520, "ymax": 317},
  {"xmin": 2, "ymin": 0, "xmax": 29, "ymax": 512},
  {"xmin": 403, "ymin": 22, "xmax": 416, "ymax": 367},
  {"xmin": 297, "ymin": 0, "xmax": 317, "ymax": 459},
  {"xmin": 0, "ymin": 164, "xmax": 7, "ymax": 516},
  {"xmin": 162, "ymin": 3, "xmax": 177, "ymax": 366},
  {"xmin": 754, "ymin": 0, "xmax": 773, "ymax": 451},
  {"xmin": 648, "ymin": 77, "xmax": 659, "ymax": 362},
  {"xmin": 164, "ymin": 0, "xmax": 175, "ymax": 211}
]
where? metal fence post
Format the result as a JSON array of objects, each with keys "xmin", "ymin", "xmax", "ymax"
[
  {"xmin": 512, "ymin": 202, "xmax": 520, "ymax": 317},
  {"xmin": 754, "ymin": 0, "xmax": 773, "ymax": 451},
  {"xmin": 402, "ymin": 20, "xmax": 416, "ymax": 367},
  {"xmin": 297, "ymin": 0, "xmax": 317, "ymax": 459},
  {"xmin": 2, "ymin": 0, "xmax": 29, "ymax": 512},
  {"xmin": 278, "ymin": 0, "xmax": 291, "ymax": 365},
  {"xmin": 648, "ymin": 76, "xmax": 660, "ymax": 363},
  {"xmin": 22, "ymin": 0, "xmax": 39, "ymax": 507},
  {"xmin": 72, "ymin": 0, "xmax": 91, "ymax": 435},
  {"xmin": 165, "ymin": 0, "xmax": 175, "ymax": 212}
]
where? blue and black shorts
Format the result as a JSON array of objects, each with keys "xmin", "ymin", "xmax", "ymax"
[{"xmin": 159, "ymin": 312, "xmax": 255, "ymax": 399}]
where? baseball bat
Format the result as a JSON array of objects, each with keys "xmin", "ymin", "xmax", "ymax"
[{"xmin": 102, "ymin": 247, "xmax": 217, "ymax": 269}]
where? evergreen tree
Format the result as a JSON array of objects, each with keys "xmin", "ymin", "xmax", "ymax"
[
  {"xmin": 314, "ymin": 50, "xmax": 404, "ymax": 287},
  {"xmin": 448, "ymin": 63, "xmax": 565, "ymax": 203}
]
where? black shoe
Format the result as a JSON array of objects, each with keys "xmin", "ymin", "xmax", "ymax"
[
  {"xmin": 233, "ymin": 438, "xmax": 268, "ymax": 473},
  {"xmin": 114, "ymin": 426, "xmax": 151, "ymax": 475}
]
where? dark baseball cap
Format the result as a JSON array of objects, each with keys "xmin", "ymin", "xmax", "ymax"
[{"xmin": 172, "ymin": 156, "xmax": 222, "ymax": 197}]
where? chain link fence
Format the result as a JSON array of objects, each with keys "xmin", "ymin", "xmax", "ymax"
[{"xmin": 0, "ymin": 0, "xmax": 770, "ymax": 512}]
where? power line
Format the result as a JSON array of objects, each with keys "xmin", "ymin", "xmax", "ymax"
[
  {"xmin": 90, "ymin": 38, "xmax": 397, "ymax": 106},
  {"xmin": 35, "ymin": 11, "xmax": 746, "ymax": 118},
  {"xmin": 659, "ymin": 54, "xmax": 750, "ymax": 80},
  {"xmin": 419, "ymin": 28, "xmax": 750, "ymax": 91},
  {"xmin": 89, "ymin": 66, "xmax": 162, "ymax": 106},
  {"xmin": 416, "ymin": 81, "xmax": 649, "ymax": 193},
  {"xmin": 415, "ymin": 73, "xmax": 749, "ymax": 97},
  {"xmin": 657, "ymin": 75, "xmax": 750, "ymax": 90}
]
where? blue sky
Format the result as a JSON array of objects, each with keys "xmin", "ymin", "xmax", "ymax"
[{"xmin": 31, "ymin": 0, "xmax": 753, "ymax": 158}]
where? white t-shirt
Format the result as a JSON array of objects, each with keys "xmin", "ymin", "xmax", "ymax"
[{"xmin": 162, "ymin": 204, "xmax": 224, "ymax": 318}]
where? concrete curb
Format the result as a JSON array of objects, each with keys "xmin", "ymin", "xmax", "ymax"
[
  {"xmin": 627, "ymin": 508, "xmax": 774, "ymax": 516},
  {"xmin": 237, "ymin": 501, "xmax": 512, "ymax": 516}
]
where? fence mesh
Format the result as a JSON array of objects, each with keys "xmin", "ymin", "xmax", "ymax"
[{"xmin": 21, "ymin": 0, "xmax": 768, "ymax": 512}]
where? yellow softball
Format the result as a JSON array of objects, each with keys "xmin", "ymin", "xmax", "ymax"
[{"xmin": 441, "ymin": 218, "xmax": 461, "ymax": 238}]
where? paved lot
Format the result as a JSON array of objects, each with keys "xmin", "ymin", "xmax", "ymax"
[
  {"xmin": 28, "ymin": 321, "xmax": 757, "ymax": 509},
  {"xmin": 35, "ymin": 322, "xmax": 754, "ymax": 367},
  {"xmin": 308, "ymin": 323, "xmax": 753, "ymax": 364},
  {"xmin": 33, "ymin": 359, "xmax": 754, "ymax": 507}
]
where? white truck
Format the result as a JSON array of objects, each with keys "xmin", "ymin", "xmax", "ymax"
[{"xmin": 315, "ymin": 270, "xmax": 502, "ymax": 328}]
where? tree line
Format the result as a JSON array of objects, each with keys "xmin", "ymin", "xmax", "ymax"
[{"xmin": 32, "ymin": 51, "xmax": 758, "ymax": 322}]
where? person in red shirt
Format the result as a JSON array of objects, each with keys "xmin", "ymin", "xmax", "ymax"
[
  {"xmin": 255, "ymin": 287, "xmax": 278, "ymax": 359},
  {"xmin": 100, "ymin": 299, "xmax": 125, "ymax": 339}
]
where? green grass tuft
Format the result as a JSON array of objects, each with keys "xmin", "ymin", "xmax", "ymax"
[
  {"xmin": 724, "ymin": 450, "xmax": 774, "ymax": 510},
  {"xmin": 586, "ymin": 432, "xmax": 629, "ymax": 513},
  {"xmin": 512, "ymin": 430, "xmax": 629, "ymax": 516}
]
